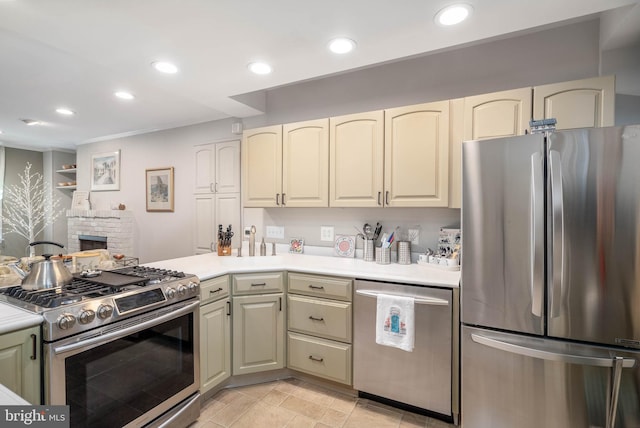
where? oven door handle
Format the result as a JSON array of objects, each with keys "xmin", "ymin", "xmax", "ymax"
[{"xmin": 52, "ymin": 300, "xmax": 199, "ymax": 355}]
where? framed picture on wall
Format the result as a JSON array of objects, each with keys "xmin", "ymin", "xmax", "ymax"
[
  {"xmin": 146, "ymin": 167, "xmax": 174, "ymax": 212},
  {"xmin": 90, "ymin": 150, "xmax": 120, "ymax": 191}
]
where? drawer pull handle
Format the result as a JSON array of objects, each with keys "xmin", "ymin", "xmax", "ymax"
[
  {"xmin": 308, "ymin": 315, "xmax": 324, "ymax": 322},
  {"xmin": 251, "ymin": 283, "xmax": 267, "ymax": 286},
  {"xmin": 308, "ymin": 355, "xmax": 324, "ymax": 362},
  {"xmin": 209, "ymin": 287, "xmax": 223, "ymax": 294},
  {"xmin": 308, "ymin": 285, "xmax": 325, "ymax": 290},
  {"xmin": 30, "ymin": 334, "xmax": 37, "ymax": 360}
]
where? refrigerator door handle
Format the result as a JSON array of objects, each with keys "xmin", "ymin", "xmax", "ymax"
[
  {"xmin": 607, "ymin": 356, "xmax": 624, "ymax": 428},
  {"xmin": 471, "ymin": 333, "xmax": 636, "ymax": 368},
  {"xmin": 549, "ymin": 150, "xmax": 564, "ymax": 318},
  {"xmin": 530, "ymin": 152, "xmax": 544, "ymax": 317},
  {"xmin": 355, "ymin": 290, "xmax": 449, "ymax": 306}
]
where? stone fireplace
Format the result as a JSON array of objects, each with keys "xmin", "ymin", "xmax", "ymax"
[{"xmin": 67, "ymin": 210, "xmax": 134, "ymax": 256}]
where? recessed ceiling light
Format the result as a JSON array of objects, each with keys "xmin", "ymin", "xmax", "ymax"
[
  {"xmin": 328, "ymin": 38, "xmax": 356, "ymax": 54},
  {"xmin": 21, "ymin": 119, "xmax": 41, "ymax": 126},
  {"xmin": 115, "ymin": 91, "xmax": 135, "ymax": 100},
  {"xmin": 152, "ymin": 61, "xmax": 179, "ymax": 74},
  {"xmin": 435, "ymin": 4, "xmax": 473, "ymax": 26},
  {"xmin": 248, "ymin": 62, "xmax": 272, "ymax": 75},
  {"xmin": 56, "ymin": 108, "xmax": 75, "ymax": 116}
]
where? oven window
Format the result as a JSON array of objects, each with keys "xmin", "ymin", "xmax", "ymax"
[{"xmin": 65, "ymin": 312, "xmax": 195, "ymax": 427}]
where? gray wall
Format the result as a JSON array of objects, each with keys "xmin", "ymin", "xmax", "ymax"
[
  {"xmin": 77, "ymin": 18, "xmax": 624, "ymax": 263},
  {"xmin": 2, "ymin": 148, "xmax": 44, "ymax": 257},
  {"xmin": 616, "ymin": 94, "xmax": 640, "ymax": 125}
]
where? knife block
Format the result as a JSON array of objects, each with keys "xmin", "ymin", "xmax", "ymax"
[{"xmin": 217, "ymin": 242, "xmax": 231, "ymax": 256}]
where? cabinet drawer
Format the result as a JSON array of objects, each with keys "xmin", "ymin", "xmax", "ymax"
[
  {"xmin": 288, "ymin": 332, "xmax": 352, "ymax": 385},
  {"xmin": 288, "ymin": 272, "xmax": 352, "ymax": 301},
  {"xmin": 200, "ymin": 275, "xmax": 230, "ymax": 303},
  {"xmin": 233, "ymin": 271, "xmax": 284, "ymax": 295},
  {"xmin": 288, "ymin": 295, "xmax": 352, "ymax": 342}
]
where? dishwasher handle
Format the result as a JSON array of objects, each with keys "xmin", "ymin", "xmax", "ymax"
[{"xmin": 355, "ymin": 289, "xmax": 449, "ymax": 306}]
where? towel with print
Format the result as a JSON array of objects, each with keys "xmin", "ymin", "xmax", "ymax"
[{"xmin": 375, "ymin": 293, "xmax": 415, "ymax": 352}]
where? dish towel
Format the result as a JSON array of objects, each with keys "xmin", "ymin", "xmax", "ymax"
[{"xmin": 376, "ymin": 293, "xmax": 415, "ymax": 352}]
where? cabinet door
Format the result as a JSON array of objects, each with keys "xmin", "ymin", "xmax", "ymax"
[
  {"xmin": 242, "ymin": 125, "xmax": 282, "ymax": 207},
  {"xmin": 194, "ymin": 194, "xmax": 215, "ymax": 254},
  {"xmin": 194, "ymin": 145, "xmax": 216, "ymax": 194},
  {"xmin": 463, "ymin": 87, "xmax": 532, "ymax": 141},
  {"xmin": 200, "ymin": 298, "xmax": 231, "ymax": 394},
  {"xmin": 232, "ymin": 294, "xmax": 285, "ymax": 375},
  {"xmin": 533, "ymin": 75, "xmax": 615, "ymax": 130},
  {"xmin": 384, "ymin": 101, "xmax": 450, "ymax": 207},
  {"xmin": 215, "ymin": 193, "xmax": 241, "ymax": 249},
  {"xmin": 215, "ymin": 140, "xmax": 241, "ymax": 194},
  {"xmin": 282, "ymin": 119, "xmax": 329, "ymax": 207},
  {"xmin": 0, "ymin": 326, "xmax": 40, "ymax": 404},
  {"xmin": 329, "ymin": 111, "xmax": 384, "ymax": 207}
]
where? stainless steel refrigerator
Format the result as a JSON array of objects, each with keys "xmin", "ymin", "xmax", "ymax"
[{"xmin": 461, "ymin": 125, "xmax": 640, "ymax": 428}]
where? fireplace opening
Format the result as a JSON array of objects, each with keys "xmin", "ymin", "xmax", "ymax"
[{"xmin": 79, "ymin": 235, "xmax": 108, "ymax": 251}]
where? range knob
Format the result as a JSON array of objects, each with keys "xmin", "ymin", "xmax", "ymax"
[
  {"xmin": 97, "ymin": 304, "xmax": 114, "ymax": 320},
  {"xmin": 166, "ymin": 287, "xmax": 176, "ymax": 299},
  {"xmin": 57, "ymin": 313, "xmax": 76, "ymax": 330},
  {"xmin": 78, "ymin": 309, "xmax": 96, "ymax": 324},
  {"xmin": 188, "ymin": 281, "xmax": 198, "ymax": 293},
  {"xmin": 177, "ymin": 285, "xmax": 188, "ymax": 296}
]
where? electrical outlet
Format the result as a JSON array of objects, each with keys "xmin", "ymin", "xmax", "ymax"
[
  {"xmin": 408, "ymin": 229, "xmax": 420, "ymax": 246},
  {"xmin": 266, "ymin": 226, "xmax": 285, "ymax": 239},
  {"xmin": 320, "ymin": 226, "xmax": 334, "ymax": 242},
  {"xmin": 244, "ymin": 227, "xmax": 251, "ymax": 238}
]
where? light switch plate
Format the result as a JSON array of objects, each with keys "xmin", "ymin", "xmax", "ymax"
[
  {"xmin": 320, "ymin": 226, "xmax": 334, "ymax": 242},
  {"xmin": 266, "ymin": 226, "xmax": 285, "ymax": 239}
]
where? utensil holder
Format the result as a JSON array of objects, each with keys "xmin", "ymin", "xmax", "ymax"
[
  {"xmin": 376, "ymin": 246, "xmax": 391, "ymax": 264},
  {"xmin": 397, "ymin": 241, "xmax": 411, "ymax": 264},
  {"xmin": 363, "ymin": 239, "xmax": 375, "ymax": 262}
]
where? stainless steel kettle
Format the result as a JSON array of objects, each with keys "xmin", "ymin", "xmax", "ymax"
[{"xmin": 12, "ymin": 241, "xmax": 73, "ymax": 290}]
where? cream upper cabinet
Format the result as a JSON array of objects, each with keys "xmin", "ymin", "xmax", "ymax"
[
  {"xmin": 242, "ymin": 125, "xmax": 283, "ymax": 207},
  {"xmin": 533, "ymin": 75, "xmax": 615, "ymax": 130},
  {"xmin": 449, "ymin": 99, "xmax": 464, "ymax": 209},
  {"xmin": 282, "ymin": 119, "xmax": 329, "ymax": 207},
  {"xmin": 384, "ymin": 101, "xmax": 450, "ymax": 207},
  {"xmin": 463, "ymin": 87, "xmax": 533, "ymax": 141},
  {"xmin": 194, "ymin": 140, "xmax": 240, "ymax": 194},
  {"xmin": 329, "ymin": 111, "xmax": 384, "ymax": 207}
]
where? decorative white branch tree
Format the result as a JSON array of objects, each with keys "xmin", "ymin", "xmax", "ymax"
[{"xmin": 3, "ymin": 163, "xmax": 64, "ymax": 256}]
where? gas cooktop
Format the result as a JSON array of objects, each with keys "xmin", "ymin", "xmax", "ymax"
[{"xmin": 0, "ymin": 265, "xmax": 200, "ymax": 341}]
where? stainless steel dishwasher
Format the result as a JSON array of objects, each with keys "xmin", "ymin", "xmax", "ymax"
[{"xmin": 353, "ymin": 279, "xmax": 459, "ymax": 424}]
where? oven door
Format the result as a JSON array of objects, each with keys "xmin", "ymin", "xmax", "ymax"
[{"xmin": 44, "ymin": 299, "xmax": 200, "ymax": 428}]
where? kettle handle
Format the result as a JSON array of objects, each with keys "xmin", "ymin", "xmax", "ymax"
[{"xmin": 29, "ymin": 241, "xmax": 65, "ymax": 249}]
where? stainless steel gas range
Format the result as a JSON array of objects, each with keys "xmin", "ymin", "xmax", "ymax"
[{"xmin": 0, "ymin": 266, "xmax": 201, "ymax": 428}]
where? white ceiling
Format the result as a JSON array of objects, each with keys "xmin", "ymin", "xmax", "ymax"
[{"xmin": 0, "ymin": 0, "xmax": 639, "ymax": 151}]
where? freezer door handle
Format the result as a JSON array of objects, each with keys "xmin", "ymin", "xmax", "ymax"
[
  {"xmin": 471, "ymin": 333, "xmax": 636, "ymax": 368},
  {"xmin": 549, "ymin": 150, "xmax": 564, "ymax": 318},
  {"xmin": 530, "ymin": 152, "xmax": 544, "ymax": 317},
  {"xmin": 355, "ymin": 289, "xmax": 449, "ymax": 306}
]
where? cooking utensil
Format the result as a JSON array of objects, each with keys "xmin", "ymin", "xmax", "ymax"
[
  {"xmin": 17, "ymin": 247, "xmax": 73, "ymax": 290},
  {"xmin": 363, "ymin": 223, "xmax": 373, "ymax": 239}
]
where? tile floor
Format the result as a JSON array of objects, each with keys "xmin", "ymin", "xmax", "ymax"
[{"xmin": 191, "ymin": 378, "xmax": 456, "ymax": 428}]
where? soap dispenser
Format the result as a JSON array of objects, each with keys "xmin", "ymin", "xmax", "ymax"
[{"xmin": 260, "ymin": 238, "xmax": 266, "ymax": 256}]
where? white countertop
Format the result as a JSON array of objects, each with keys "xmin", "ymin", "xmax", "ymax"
[
  {"xmin": 0, "ymin": 302, "xmax": 43, "ymax": 335},
  {"xmin": 145, "ymin": 252, "xmax": 460, "ymax": 288},
  {"xmin": 0, "ymin": 252, "xmax": 459, "ymax": 334}
]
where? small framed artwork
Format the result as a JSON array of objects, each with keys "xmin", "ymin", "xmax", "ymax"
[
  {"xmin": 289, "ymin": 238, "xmax": 304, "ymax": 254},
  {"xmin": 91, "ymin": 150, "xmax": 120, "ymax": 191},
  {"xmin": 334, "ymin": 235, "xmax": 356, "ymax": 258},
  {"xmin": 146, "ymin": 167, "xmax": 174, "ymax": 212},
  {"xmin": 71, "ymin": 190, "xmax": 91, "ymax": 210}
]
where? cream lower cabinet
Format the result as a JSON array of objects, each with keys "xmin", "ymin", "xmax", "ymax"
[
  {"xmin": 533, "ymin": 75, "xmax": 615, "ymax": 130},
  {"xmin": 242, "ymin": 120, "xmax": 329, "ymax": 208},
  {"xmin": 200, "ymin": 275, "xmax": 231, "ymax": 394},
  {"xmin": 0, "ymin": 325, "xmax": 41, "ymax": 404},
  {"xmin": 287, "ymin": 272, "xmax": 353, "ymax": 385},
  {"xmin": 384, "ymin": 101, "xmax": 450, "ymax": 207},
  {"xmin": 232, "ymin": 272, "xmax": 285, "ymax": 375}
]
